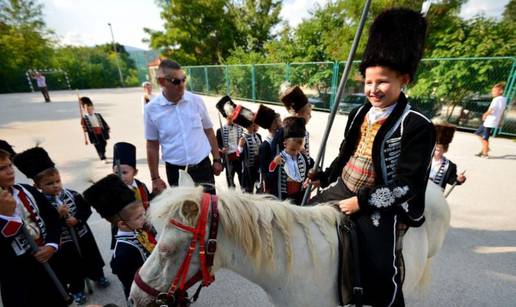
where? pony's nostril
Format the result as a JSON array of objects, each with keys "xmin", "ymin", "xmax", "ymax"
[{"xmin": 128, "ymin": 297, "xmax": 135, "ymax": 306}]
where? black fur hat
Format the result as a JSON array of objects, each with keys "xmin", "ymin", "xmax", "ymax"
[
  {"xmin": 281, "ymin": 86, "xmax": 308, "ymax": 113},
  {"xmin": 359, "ymin": 8, "xmax": 427, "ymax": 82},
  {"xmin": 80, "ymin": 96, "xmax": 93, "ymax": 107},
  {"xmin": 216, "ymin": 96, "xmax": 237, "ymax": 118},
  {"xmin": 435, "ymin": 124, "xmax": 456, "ymax": 147},
  {"xmin": 83, "ymin": 174, "xmax": 136, "ymax": 221},
  {"xmin": 12, "ymin": 147, "xmax": 55, "ymax": 179},
  {"xmin": 0, "ymin": 140, "xmax": 16, "ymax": 158},
  {"xmin": 283, "ymin": 117, "xmax": 306, "ymax": 139},
  {"xmin": 254, "ymin": 104, "xmax": 277, "ymax": 129},
  {"xmin": 232, "ymin": 105, "xmax": 255, "ymax": 128},
  {"xmin": 113, "ymin": 142, "xmax": 136, "ymax": 169}
]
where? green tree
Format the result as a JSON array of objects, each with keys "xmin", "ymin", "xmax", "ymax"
[{"xmin": 0, "ymin": 0, "xmax": 54, "ymax": 92}]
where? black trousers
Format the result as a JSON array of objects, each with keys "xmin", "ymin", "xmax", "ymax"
[
  {"xmin": 55, "ymin": 229, "xmax": 106, "ymax": 293},
  {"xmin": 309, "ymin": 178, "xmax": 405, "ymax": 307},
  {"xmin": 224, "ymin": 157, "xmax": 243, "ymax": 188},
  {"xmin": 165, "ymin": 156, "xmax": 216, "ymax": 194},
  {"xmin": 38, "ymin": 86, "xmax": 50, "ymax": 102},
  {"xmin": 0, "ymin": 253, "xmax": 68, "ymax": 307},
  {"xmin": 93, "ymin": 137, "xmax": 107, "ymax": 160}
]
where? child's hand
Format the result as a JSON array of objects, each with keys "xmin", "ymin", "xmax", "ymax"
[
  {"xmin": 303, "ymin": 178, "xmax": 320, "ymax": 189},
  {"xmin": 0, "ymin": 190, "xmax": 16, "ymax": 216},
  {"xmin": 33, "ymin": 245, "xmax": 56, "ymax": 263},
  {"xmin": 220, "ymin": 147, "xmax": 228, "ymax": 154},
  {"xmin": 65, "ymin": 216, "xmax": 78, "ymax": 226},
  {"xmin": 57, "ymin": 205, "xmax": 69, "ymax": 218},
  {"xmin": 239, "ymin": 137, "xmax": 245, "ymax": 148},
  {"xmin": 339, "ymin": 197, "xmax": 360, "ymax": 215},
  {"xmin": 457, "ymin": 171, "xmax": 466, "ymax": 184},
  {"xmin": 273, "ymin": 155, "xmax": 284, "ymax": 165}
]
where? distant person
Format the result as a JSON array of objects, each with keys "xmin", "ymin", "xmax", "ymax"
[
  {"xmin": 80, "ymin": 97, "xmax": 111, "ymax": 163},
  {"xmin": 31, "ymin": 71, "xmax": 51, "ymax": 102},
  {"xmin": 430, "ymin": 124, "xmax": 466, "ymax": 190},
  {"xmin": 215, "ymin": 96, "xmax": 244, "ymax": 188},
  {"xmin": 141, "ymin": 81, "xmax": 154, "ymax": 113},
  {"xmin": 475, "ymin": 82, "xmax": 507, "ymax": 158},
  {"xmin": 144, "ymin": 59, "xmax": 223, "ymax": 195}
]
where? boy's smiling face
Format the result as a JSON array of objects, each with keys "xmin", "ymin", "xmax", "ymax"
[{"xmin": 364, "ymin": 66, "xmax": 409, "ymax": 109}]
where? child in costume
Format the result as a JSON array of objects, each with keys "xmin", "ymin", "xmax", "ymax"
[
  {"xmin": 430, "ymin": 124, "xmax": 466, "ymax": 190},
  {"xmin": 110, "ymin": 142, "xmax": 154, "ymax": 249},
  {"xmin": 269, "ymin": 117, "xmax": 314, "ymax": 204},
  {"xmin": 233, "ymin": 105, "xmax": 262, "ymax": 193},
  {"xmin": 271, "ymin": 85, "xmax": 312, "ymax": 156},
  {"xmin": 80, "ymin": 96, "xmax": 110, "ymax": 162},
  {"xmin": 215, "ymin": 96, "xmax": 244, "ymax": 188},
  {"xmin": 14, "ymin": 146, "xmax": 109, "ymax": 305},
  {"xmin": 1, "ymin": 145, "xmax": 67, "ymax": 307},
  {"xmin": 308, "ymin": 9, "xmax": 435, "ymax": 306},
  {"xmin": 254, "ymin": 104, "xmax": 282, "ymax": 194},
  {"xmin": 84, "ymin": 174, "xmax": 156, "ymax": 299}
]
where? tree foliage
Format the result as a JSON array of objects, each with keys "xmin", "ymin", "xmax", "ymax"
[{"xmin": 145, "ymin": 0, "xmax": 283, "ymax": 65}]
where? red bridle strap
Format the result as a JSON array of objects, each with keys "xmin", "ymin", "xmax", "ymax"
[
  {"xmin": 133, "ymin": 193, "xmax": 219, "ymax": 303},
  {"xmin": 167, "ymin": 193, "xmax": 216, "ymax": 296}
]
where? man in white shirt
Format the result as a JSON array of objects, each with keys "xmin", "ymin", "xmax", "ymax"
[
  {"xmin": 32, "ymin": 71, "xmax": 51, "ymax": 102},
  {"xmin": 144, "ymin": 59, "xmax": 223, "ymax": 194},
  {"xmin": 475, "ymin": 82, "xmax": 507, "ymax": 158}
]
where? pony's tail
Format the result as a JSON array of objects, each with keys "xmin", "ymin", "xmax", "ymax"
[{"xmin": 413, "ymin": 258, "xmax": 432, "ymax": 298}]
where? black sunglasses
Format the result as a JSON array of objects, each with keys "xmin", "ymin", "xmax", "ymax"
[{"xmin": 162, "ymin": 76, "xmax": 187, "ymax": 85}]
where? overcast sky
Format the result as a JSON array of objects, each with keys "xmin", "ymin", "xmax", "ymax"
[{"xmin": 42, "ymin": 0, "xmax": 510, "ymax": 50}]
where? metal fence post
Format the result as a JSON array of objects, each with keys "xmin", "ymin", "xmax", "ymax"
[
  {"xmin": 204, "ymin": 66, "xmax": 209, "ymax": 93},
  {"xmin": 252, "ymin": 64, "xmax": 256, "ymax": 102},
  {"xmin": 329, "ymin": 61, "xmax": 340, "ymax": 109},
  {"xmin": 494, "ymin": 57, "xmax": 516, "ymax": 137},
  {"xmin": 225, "ymin": 65, "xmax": 230, "ymax": 96},
  {"xmin": 186, "ymin": 67, "xmax": 192, "ymax": 91},
  {"xmin": 285, "ymin": 63, "xmax": 291, "ymax": 82}
]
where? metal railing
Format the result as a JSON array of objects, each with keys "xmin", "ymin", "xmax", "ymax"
[{"xmin": 185, "ymin": 57, "xmax": 516, "ymax": 136}]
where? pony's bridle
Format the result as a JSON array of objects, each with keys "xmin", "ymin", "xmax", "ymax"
[{"xmin": 134, "ymin": 193, "xmax": 219, "ymax": 306}]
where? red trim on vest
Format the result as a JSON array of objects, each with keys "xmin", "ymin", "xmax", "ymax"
[{"xmin": 17, "ymin": 190, "xmax": 44, "ymax": 246}]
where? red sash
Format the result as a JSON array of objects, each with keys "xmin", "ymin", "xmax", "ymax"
[{"xmin": 17, "ymin": 190, "xmax": 44, "ymax": 246}]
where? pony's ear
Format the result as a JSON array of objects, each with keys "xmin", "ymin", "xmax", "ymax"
[
  {"xmin": 181, "ymin": 200, "xmax": 199, "ymax": 222},
  {"xmin": 178, "ymin": 169, "xmax": 195, "ymax": 187}
]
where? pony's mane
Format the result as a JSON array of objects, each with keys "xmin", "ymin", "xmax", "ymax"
[{"xmin": 149, "ymin": 186, "xmax": 344, "ymax": 272}]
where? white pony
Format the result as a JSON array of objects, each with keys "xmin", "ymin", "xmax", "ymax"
[{"xmin": 130, "ymin": 179, "xmax": 450, "ymax": 307}]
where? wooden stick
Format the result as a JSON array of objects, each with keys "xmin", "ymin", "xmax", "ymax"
[{"xmin": 76, "ymin": 90, "xmax": 88, "ymax": 145}]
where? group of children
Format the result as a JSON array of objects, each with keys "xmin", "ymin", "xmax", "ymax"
[
  {"xmin": 215, "ymin": 84, "xmax": 315, "ymax": 205},
  {"xmin": 0, "ymin": 138, "xmax": 155, "ymax": 306}
]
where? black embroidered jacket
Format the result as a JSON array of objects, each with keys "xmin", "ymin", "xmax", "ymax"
[{"xmin": 318, "ymin": 93, "xmax": 435, "ymax": 227}]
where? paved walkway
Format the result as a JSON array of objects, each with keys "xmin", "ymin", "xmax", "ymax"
[{"xmin": 1, "ymin": 88, "xmax": 515, "ymax": 306}]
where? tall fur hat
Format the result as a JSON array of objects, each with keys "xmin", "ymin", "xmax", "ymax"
[
  {"xmin": 0, "ymin": 140, "xmax": 16, "ymax": 158},
  {"xmin": 80, "ymin": 96, "xmax": 94, "ymax": 107},
  {"xmin": 232, "ymin": 105, "xmax": 255, "ymax": 128},
  {"xmin": 83, "ymin": 174, "xmax": 136, "ymax": 221},
  {"xmin": 359, "ymin": 8, "xmax": 427, "ymax": 82},
  {"xmin": 435, "ymin": 124, "xmax": 456, "ymax": 147},
  {"xmin": 283, "ymin": 117, "xmax": 306, "ymax": 139},
  {"xmin": 113, "ymin": 142, "xmax": 136, "ymax": 169},
  {"xmin": 216, "ymin": 96, "xmax": 237, "ymax": 118},
  {"xmin": 281, "ymin": 86, "xmax": 308, "ymax": 113},
  {"xmin": 12, "ymin": 147, "xmax": 55, "ymax": 179},
  {"xmin": 254, "ymin": 104, "xmax": 277, "ymax": 129}
]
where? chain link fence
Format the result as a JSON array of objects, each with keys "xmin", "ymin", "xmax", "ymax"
[{"xmin": 185, "ymin": 57, "xmax": 516, "ymax": 137}]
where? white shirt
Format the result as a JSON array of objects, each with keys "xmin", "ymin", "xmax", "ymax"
[
  {"xmin": 86, "ymin": 114, "xmax": 100, "ymax": 127},
  {"xmin": 429, "ymin": 157, "xmax": 443, "ymax": 180},
  {"xmin": 483, "ymin": 96, "xmax": 507, "ymax": 128},
  {"xmin": 367, "ymin": 103, "xmax": 397, "ymax": 124},
  {"xmin": 35, "ymin": 75, "xmax": 46, "ymax": 88},
  {"xmin": 144, "ymin": 91, "xmax": 213, "ymax": 165}
]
